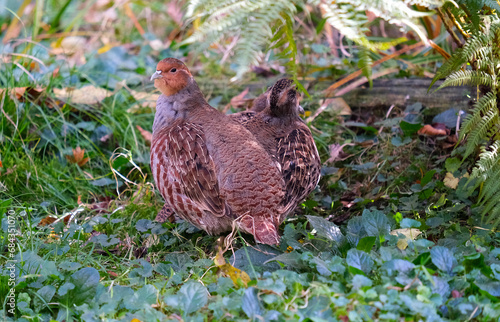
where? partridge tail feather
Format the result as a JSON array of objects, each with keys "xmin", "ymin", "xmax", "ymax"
[{"xmin": 238, "ymin": 215, "xmax": 280, "ymax": 245}]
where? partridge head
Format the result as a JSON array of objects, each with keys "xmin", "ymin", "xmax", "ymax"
[{"xmin": 149, "ymin": 58, "xmax": 285, "ymax": 245}]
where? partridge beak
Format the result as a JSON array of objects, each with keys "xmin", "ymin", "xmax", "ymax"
[
  {"xmin": 298, "ymin": 105, "xmax": 305, "ymax": 115},
  {"xmin": 150, "ymin": 70, "xmax": 162, "ymax": 81}
]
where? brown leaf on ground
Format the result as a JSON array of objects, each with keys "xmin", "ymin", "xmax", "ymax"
[
  {"xmin": 107, "ymin": 271, "xmax": 118, "ymax": 278},
  {"xmin": 136, "ymin": 125, "xmax": 152, "ymax": 145},
  {"xmin": 100, "ymin": 133, "xmax": 113, "ymax": 143},
  {"xmin": 443, "ymin": 172, "xmax": 469, "ymax": 189},
  {"xmin": 319, "ymin": 97, "xmax": 352, "ymax": 116},
  {"xmin": 66, "ymin": 147, "xmax": 90, "ymax": 167},
  {"xmin": 215, "ymin": 247, "xmax": 251, "ymax": 287},
  {"xmin": 0, "ymin": 87, "xmax": 44, "ymax": 102},
  {"xmin": 417, "ymin": 123, "xmax": 449, "ymax": 136},
  {"xmin": 38, "ymin": 214, "xmax": 72, "ymax": 227},
  {"xmin": 224, "ymin": 88, "xmax": 251, "ymax": 113},
  {"xmin": 325, "ymin": 143, "xmax": 351, "ymax": 164},
  {"xmin": 127, "ymin": 89, "xmax": 160, "ymax": 112},
  {"xmin": 54, "ymin": 85, "xmax": 112, "ymax": 105},
  {"xmin": 84, "ymin": 197, "xmax": 113, "ymax": 214},
  {"xmin": 50, "ymin": 36, "xmax": 87, "ymax": 56}
]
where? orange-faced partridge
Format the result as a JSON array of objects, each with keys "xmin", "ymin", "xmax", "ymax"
[
  {"xmin": 229, "ymin": 78, "xmax": 321, "ymax": 221},
  {"xmin": 150, "ymin": 58, "xmax": 286, "ymax": 245}
]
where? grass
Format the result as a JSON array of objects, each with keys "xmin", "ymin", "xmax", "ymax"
[{"xmin": 1, "ymin": 0, "xmax": 500, "ymax": 321}]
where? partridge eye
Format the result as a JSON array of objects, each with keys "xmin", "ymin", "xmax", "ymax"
[{"xmin": 170, "ymin": 68, "xmax": 177, "ymax": 73}]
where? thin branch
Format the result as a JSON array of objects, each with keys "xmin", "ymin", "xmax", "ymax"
[
  {"xmin": 307, "ymin": 68, "xmax": 400, "ymax": 123},
  {"xmin": 436, "ymin": 7, "xmax": 463, "ymax": 48},
  {"xmin": 323, "ymin": 41, "xmax": 424, "ymax": 96}
]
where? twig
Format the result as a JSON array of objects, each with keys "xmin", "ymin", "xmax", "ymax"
[
  {"xmin": 324, "ymin": 41, "xmax": 425, "ymax": 96},
  {"xmin": 428, "ymin": 40, "xmax": 451, "ymax": 60},
  {"xmin": 436, "ymin": 7, "xmax": 463, "ymax": 48},
  {"xmin": 124, "ymin": 2, "xmax": 145, "ymax": 36}
]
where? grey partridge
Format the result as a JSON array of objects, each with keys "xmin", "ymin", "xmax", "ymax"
[
  {"xmin": 229, "ymin": 78, "xmax": 321, "ymax": 221},
  {"xmin": 149, "ymin": 58, "xmax": 285, "ymax": 245}
]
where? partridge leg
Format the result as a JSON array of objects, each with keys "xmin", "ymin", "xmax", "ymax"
[{"xmin": 155, "ymin": 204, "xmax": 176, "ymax": 223}]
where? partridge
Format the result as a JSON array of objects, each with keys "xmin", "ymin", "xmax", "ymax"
[
  {"xmin": 229, "ymin": 78, "xmax": 321, "ymax": 221},
  {"xmin": 150, "ymin": 58, "xmax": 285, "ymax": 245}
]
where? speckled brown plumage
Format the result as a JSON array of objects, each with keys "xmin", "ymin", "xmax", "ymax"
[
  {"xmin": 150, "ymin": 58, "xmax": 285, "ymax": 245},
  {"xmin": 229, "ymin": 78, "xmax": 321, "ymax": 221}
]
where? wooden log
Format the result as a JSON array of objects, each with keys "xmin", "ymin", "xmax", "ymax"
[
  {"xmin": 196, "ymin": 78, "xmax": 476, "ymax": 111},
  {"xmin": 315, "ymin": 78, "xmax": 476, "ymax": 110}
]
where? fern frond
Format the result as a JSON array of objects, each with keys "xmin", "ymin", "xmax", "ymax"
[
  {"xmin": 271, "ymin": 13, "xmax": 309, "ymax": 96},
  {"xmin": 464, "ymin": 108, "xmax": 499, "ymax": 158},
  {"xmin": 473, "ymin": 140, "xmax": 500, "ymax": 176},
  {"xmin": 436, "ymin": 70, "xmax": 496, "ymax": 90},
  {"xmin": 185, "ymin": 0, "xmax": 444, "ymax": 78},
  {"xmin": 459, "ymin": 92, "xmax": 497, "ymax": 143},
  {"xmin": 184, "ymin": 0, "xmax": 298, "ymax": 79},
  {"xmin": 358, "ymin": 47, "xmax": 373, "ymax": 87}
]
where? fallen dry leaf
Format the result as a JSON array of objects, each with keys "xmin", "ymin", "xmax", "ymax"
[
  {"xmin": 38, "ymin": 214, "xmax": 72, "ymax": 227},
  {"xmin": 325, "ymin": 143, "xmax": 351, "ymax": 164},
  {"xmin": 54, "ymin": 85, "xmax": 112, "ymax": 105},
  {"xmin": 443, "ymin": 171, "xmax": 469, "ymax": 189},
  {"xmin": 100, "ymin": 133, "xmax": 113, "ymax": 143},
  {"xmin": 319, "ymin": 97, "xmax": 352, "ymax": 116},
  {"xmin": 0, "ymin": 87, "xmax": 44, "ymax": 102},
  {"xmin": 215, "ymin": 247, "xmax": 250, "ymax": 287},
  {"xmin": 66, "ymin": 147, "xmax": 90, "ymax": 167},
  {"xmin": 127, "ymin": 89, "xmax": 160, "ymax": 110},
  {"xmin": 50, "ymin": 36, "xmax": 87, "ymax": 55},
  {"xmin": 107, "ymin": 271, "xmax": 118, "ymax": 278},
  {"xmin": 136, "ymin": 125, "xmax": 152, "ymax": 145},
  {"xmin": 443, "ymin": 172, "xmax": 459, "ymax": 189},
  {"xmin": 224, "ymin": 88, "xmax": 251, "ymax": 113},
  {"xmin": 390, "ymin": 228, "xmax": 422, "ymax": 250},
  {"xmin": 417, "ymin": 123, "xmax": 449, "ymax": 136}
]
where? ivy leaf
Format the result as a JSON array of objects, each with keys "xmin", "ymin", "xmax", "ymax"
[
  {"xmin": 178, "ymin": 281, "xmax": 208, "ymax": 314},
  {"xmin": 306, "ymin": 215, "xmax": 345, "ymax": 245},
  {"xmin": 400, "ymin": 218, "xmax": 421, "ymax": 228},
  {"xmin": 58, "ymin": 282, "xmax": 75, "ymax": 296},
  {"xmin": 346, "ymin": 216, "xmax": 366, "ymax": 246},
  {"xmin": 346, "ymin": 249, "xmax": 374, "ymax": 275},
  {"xmin": 362, "ymin": 209, "xmax": 390, "ymax": 240},
  {"xmin": 475, "ymin": 277, "xmax": 500, "ymax": 297},
  {"xmin": 68, "ymin": 267, "xmax": 100, "ymax": 305},
  {"xmin": 356, "ymin": 236, "xmax": 376, "ymax": 252},
  {"xmin": 34, "ymin": 285, "xmax": 56, "ymax": 311},
  {"xmin": 242, "ymin": 287, "xmax": 263, "ymax": 319},
  {"xmin": 130, "ymin": 259, "xmax": 153, "ymax": 278},
  {"xmin": 164, "ymin": 253, "xmax": 194, "ymax": 273},
  {"xmin": 430, "ymin": 246, "xmax": 457, "ymax": 274},
  {"xmin": 136, "ymin": 219, "xmax": 154, "ymax": 232}
]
